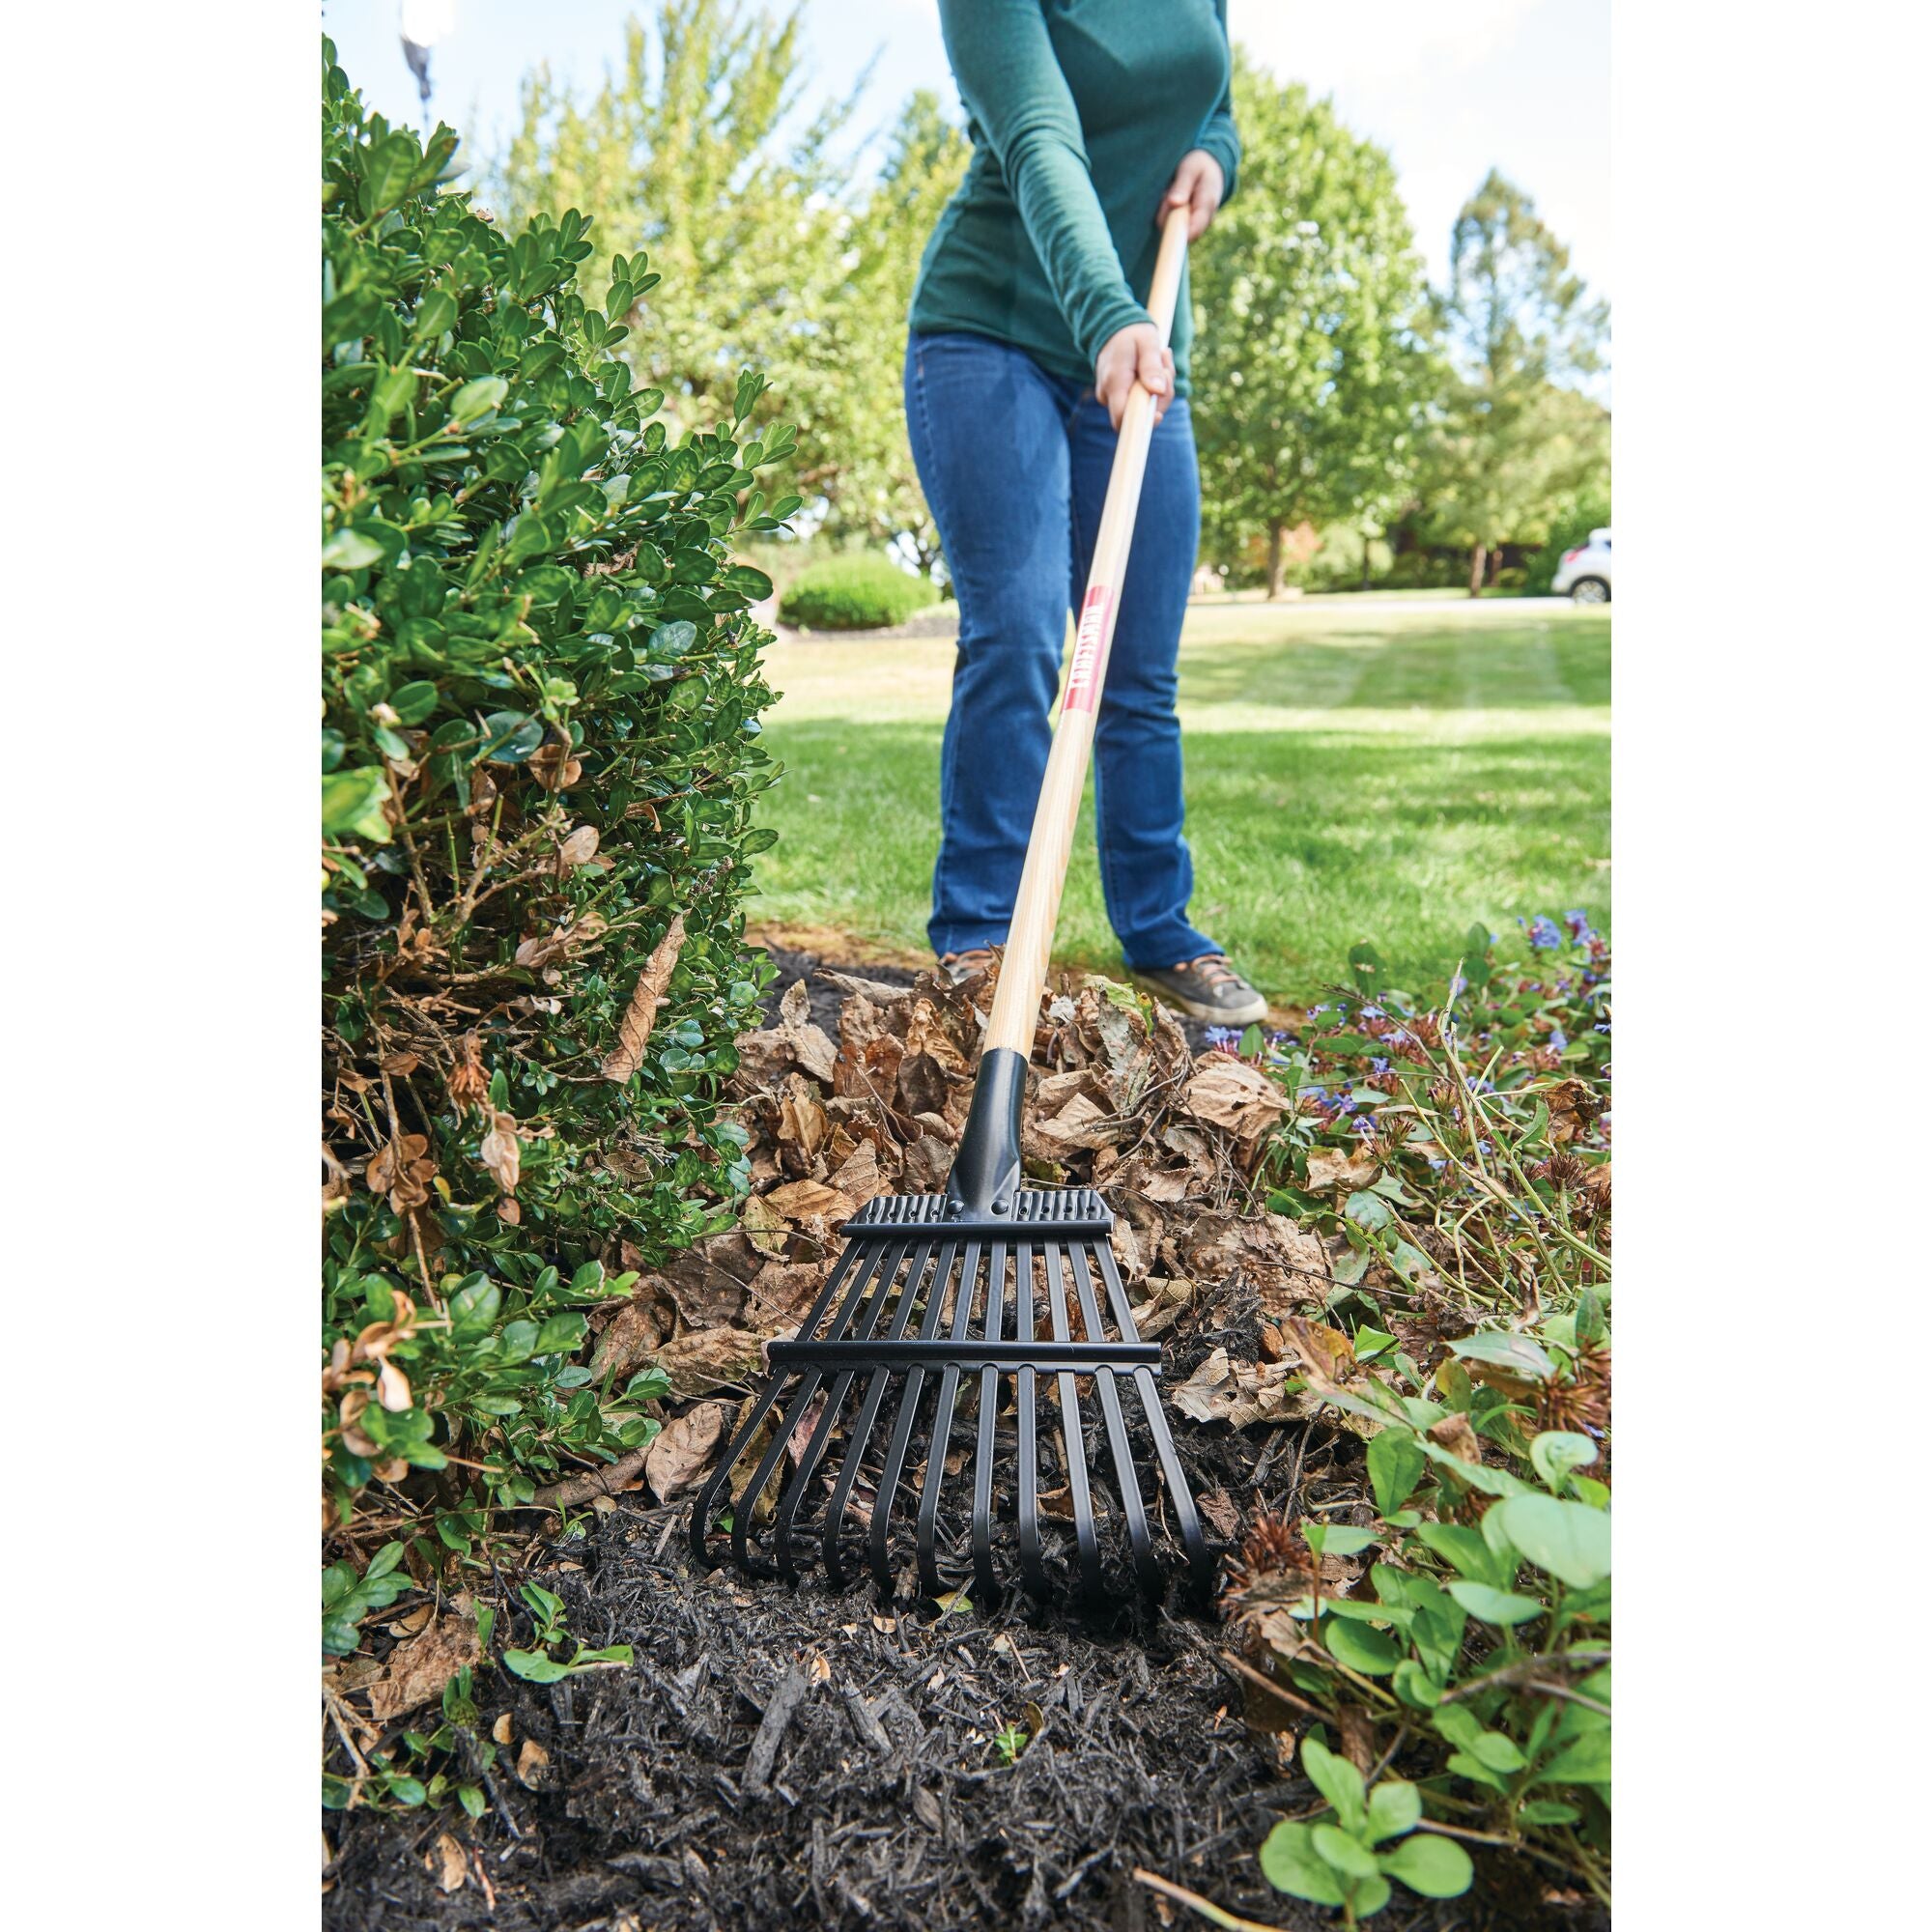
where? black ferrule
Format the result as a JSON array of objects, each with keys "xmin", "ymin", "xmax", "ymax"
[{"xmin": 943, "ymin": 1047, "xmax": 1027, "ymax": 1216}]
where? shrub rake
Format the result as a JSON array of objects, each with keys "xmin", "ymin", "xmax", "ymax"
[{"xmin": 693, "ymin": 208, "xmax": 1212, "ymax": 1609}]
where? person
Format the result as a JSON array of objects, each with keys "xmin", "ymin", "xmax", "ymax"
[{"xmin": 904, "ymin": 0, "xmax": 1267, "ymax": 1027}]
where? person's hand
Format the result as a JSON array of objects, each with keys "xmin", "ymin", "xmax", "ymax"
[
  {"xmin": 1094, "ymin": 323, "xmax": 1174, "ymax": 430},
  {"xmin": 1160, "ymin": 148, "xmax": 1225, "ymax": 242}
]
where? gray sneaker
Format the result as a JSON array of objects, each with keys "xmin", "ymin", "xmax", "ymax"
[
  {"xmin": 1134, "ymin": 955, "xmax": 1268, "ymax": 1025},
  {"xmin": 938, "ymin": 948, "xmax": 1000, "ymax": 986}
]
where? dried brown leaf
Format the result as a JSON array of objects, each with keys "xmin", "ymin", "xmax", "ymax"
[
  {"xmin": 601, "ymin": 913, "xmax": 686, "ymax": 1084},
  {"xmin": 763, "ymin": 1179, "xmax": 857, "ymax": 1225},
  {"xmin": 1282, "ymin": 1315, "xmax": 1354, "ymax": 1385},
  {"xmin": 1305, "ymin": 1145, "xmax": 1381, "ymax": 1193},
  {"xmin": 367, "ymin": 1612, "xmax": 481, "ymax": 1723},
  {"xmin": 433, "ymin": 1832, "xmax": 467, "ymax": 1893},
  {"xmin": 1427, "ymin": 1411, "xmax": 1484, "ymax": 1465},
  {"xmin": 657, "ymin": 1326, "xmax": 766, "ymax": 1399},
  {"xmin": 645, "ymin": 1402, "xmax": 726, "ymax": 1501},
  {"xmin": 478, "ymin": 1110, "xmax": 522, "ymax": 1194},
  {"xmin": 1183, "ymin": 1053, "xmax": 1291, "ymax": 1139},
  {"xmin": 515, "ymin": 1738, "xmax": 552, "ymax": 1789},
  {"xmin": 587, "ymin": 1293, "xmax": 668, "ymax": 1383}
]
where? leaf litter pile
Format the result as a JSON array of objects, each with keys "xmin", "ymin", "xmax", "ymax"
[{"xmin": 326, "ymin": 925, "xmax": 1612, "ymax": 1931}]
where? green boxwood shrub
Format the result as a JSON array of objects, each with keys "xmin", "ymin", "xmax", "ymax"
[
  {"xmin": 778, "ymin": 553, "xmax": 938, "ymax": 629},
  {"xmin": 321, "ymin": 41, "xmax": 796, "ymax": 1581}
]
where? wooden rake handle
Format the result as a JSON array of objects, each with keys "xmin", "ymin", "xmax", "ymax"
[{"xmin": 982, "ymin": 203, "xmax": 1192, "ymax": 1058}]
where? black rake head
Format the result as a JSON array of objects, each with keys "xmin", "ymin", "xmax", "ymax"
[{"xmin": 689, "ymin": 1186, "xmax": 1215, "ymax": 1610}]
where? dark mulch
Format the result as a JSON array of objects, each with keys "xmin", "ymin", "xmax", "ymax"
[
  {"xmin": 323, "ymin": 953, "xmax": 1605, "ymax": 1932},
  {"xmin": 324, "ymin": 1498, "xmax": 1590, "ymax": 1932}
]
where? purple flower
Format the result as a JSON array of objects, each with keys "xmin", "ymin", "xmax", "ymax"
[
  {"xmin": 1204, "ymin": 1026, "xmax": 1241, "ymax": 1051},
  {"xmin": 1548, "ymin": 1030, "xmax": 1568, "ymax": 1052},
  {"xmin": 1525, "ymin": 915, "xmax": 1564, "ymax": 951},
  {"xmin": 1361, "ymin": 1005, "xmax": 1384, "ymax": 1020},
  {"xmin": 1371, "ymin": 1057, "xmax": 1390, "ymax": 1073},
  {"xmin": 1353, "ymin": 1116, "xmax": 1377, "ymax": 1137}
]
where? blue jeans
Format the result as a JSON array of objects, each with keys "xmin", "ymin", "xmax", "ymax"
[{"xmin": 904, "ymin": 330, "xmax": 1217, "ymax": 969}]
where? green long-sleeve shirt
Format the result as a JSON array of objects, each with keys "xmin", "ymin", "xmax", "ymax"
[{"xmin": 909, "ymin": 0, "xmax": 1238, "ymax": 399}]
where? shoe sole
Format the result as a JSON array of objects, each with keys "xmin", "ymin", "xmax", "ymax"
[{"xmin": 1133, "ymin": 979, "xmax": 1269, "ymax": 1026}]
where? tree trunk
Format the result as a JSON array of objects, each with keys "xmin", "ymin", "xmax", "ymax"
[
  {"xmin": 1467, "ymin": 543, "xmax": 1487, "ymax": 599},
  {"xmin": 1361, "ymin": 529, "xmax": 1374, "ymax": 591},
  {"xmin": 1266, "ymin": 522, "xmax": 1288, "ymax": 600}
]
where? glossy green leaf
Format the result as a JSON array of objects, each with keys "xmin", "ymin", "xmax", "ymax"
[
  {"xmin": 1529, "ymin": 1431, "xmax": 1598, "ymax": 1488},
  {"xmin": 1380, "ymin": 1832, "xmax": 1474, "ymax": 1898},
  {"xmin": 323, "ymin": 766, "xmax": 392, "ymax": 842},
  {"xmin": 448, "ymin": 376, "xmax": 508, "ymax": 422},
  {"xmin": 1365, "ymin": 1778, "xmax": 1422, "ymax": 1843},
  {"xmin": 1301, "ymin": 1733, "xmax": 1368, "ymax": 1833},
  {"xmin": 1446, "ymin": 1580, "xmax": 1544, "ymax": 1626},
  {"xmin": 1367, "ymin": 1428, "xmax": 1425, "ymax": 1517},
  {"xmin": 1312, "ymin": 1822, "xmax": 1378, "ymax": 1879},
  {"xmin": 502, "ymin": 1648, "xmax": 571, "ymax": 1684},
  {"xmin": 1323, "ymin": 1617, "xmax": 1403, "ymax": 1676},
  {"xmin": 1259, "ymin": 1822, "xmax": 1347, "ymax": 1906},
  {"xmin": 1494, "ymin": 1492, "xmax": 1611, "ymax": 1588}
]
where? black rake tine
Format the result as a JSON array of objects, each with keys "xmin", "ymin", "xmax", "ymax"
[
  {"xmin": 727, "ymin": 1224, "xmax": 899, "ymax": 1577},
  {"xmin": 772, "ymin": 1229, "xmax": 918, "ymax": 1577},
  {"xmin": 822, "ymin": 1240, "xmax": 951, "ymax": 1589},
  {"xmin": 969, "ymin": 1236, "xmax": 1009, "ymax": 1607},
  {"xmin": 1094, "ymin": 1241, "xmax": 1214, "ymax": 1597},
  {"xmin": 916, "ymin": 1237, "xmax": 985, "ymax": 1602},
  {"xmin": 690, "ymin": 1230, "xmax": 873, "ymax": 1572},
  {"xmin": 869, "ymin": 1237, "xmax": 966, "ymax": 1597},
  {"xmin": 1044, "ymin": 1241, "xmax": 1102, "ymax": 1598},
  {"xmin": 771, "ymin": 1367, "xmax": 853, "ymax": 1579},
  {"xmin": 1014, "ymin": 1238, "xmax": 1046, "ymax": 1597},
  {"xmin": 1067, "ymin": 1243, "xmax": 1160, "ymax": 1598}
]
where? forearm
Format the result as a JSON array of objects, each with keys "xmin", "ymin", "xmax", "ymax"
[
  {"xmin": 1004, "ymin": 123, "xmax": 1149, "ymax": 363},
  {"xmin": 937, "ymin": 0, "xmax": 1146, "ymax": 366}
]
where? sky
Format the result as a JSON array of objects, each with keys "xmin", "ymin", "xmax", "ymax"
[{"xmin": 323, "ymin": 0, "xmax": 1611, "ymax": 299}]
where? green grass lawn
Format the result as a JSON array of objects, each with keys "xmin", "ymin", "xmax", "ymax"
[{"xmin": 749, "ymin": 596, "xmax": 1609, "ymax": 1004}]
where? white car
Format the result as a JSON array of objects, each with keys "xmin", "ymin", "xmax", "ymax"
[{"xmin": 1550, "ymin": 528, "xmax": 1611, "ymax": 604}]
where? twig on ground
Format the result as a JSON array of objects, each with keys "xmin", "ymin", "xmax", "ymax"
[
  {"xmin": 1216, "ymin": 1649, "xmax": 1329, "ymax": 1723},
  {"xmin": 527, "ymin": 1446, "xmax": 652, "ymax": 1512},
  {"xmin": 1134, "ymin": 1867, "xmax": 1290, "ymax": 1932}
]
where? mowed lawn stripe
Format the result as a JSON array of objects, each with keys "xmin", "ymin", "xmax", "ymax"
[{"xmin": 750, "ymin": 599, "xmax": 1608, "ymax": 1000}]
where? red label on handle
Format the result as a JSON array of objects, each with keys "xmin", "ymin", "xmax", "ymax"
[{"xmin": 1064, "ymin": 585, "xmax": 1111, "ymax": 713}]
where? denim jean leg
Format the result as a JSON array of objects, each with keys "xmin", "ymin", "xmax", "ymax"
[
  {"xmin": 904, "ymin": 333, "xmax": 1074, "ymax": 956},
  {"xmin": 1067, "ymin": 393, "xmax": 1217, "ymax": 967}
]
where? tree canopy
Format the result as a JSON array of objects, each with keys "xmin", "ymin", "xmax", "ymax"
[
  {"xmin": 488, "ymin": 14, "xmax": 1607, "ymax": 590},
  {"xmin": 1422, "ymin": 169, "xmax": 1610, "ymax": 591},
  {"xmin": 1190, "ymin": 58, "xmax": 1433, "ymax": 596}
]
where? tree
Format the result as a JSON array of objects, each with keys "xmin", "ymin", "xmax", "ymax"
[
  {"xmin": 818, "ymin": 91, "xmax": 969, "ymax": 564},
  {"xmin": 1427, "ymin": 170, "xmax": 1609, "ymax": 594},
  {"xmin": 1191, "ymin": 58, "xmax": 1433, "ymax": 598},
  {"xmin": 491, "ymin": 2, "xmax": 864, "ymax": 495}
]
